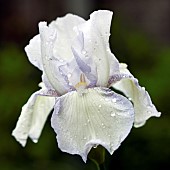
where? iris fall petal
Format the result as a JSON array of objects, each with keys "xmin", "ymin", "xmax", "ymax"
[
  {"xmin": 12, "ymin": 86, "xmax": 55, "ymax": 146},
  {"xmin": 112, "ymin": 64, "xmax": 161, "ymax": 127},
  {"xmin": 51, "ymin": 87, "xmax": 134, "ymax": 162}
]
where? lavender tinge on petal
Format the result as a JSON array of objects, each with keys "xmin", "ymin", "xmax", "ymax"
[{"xmin": 108, "ymin": 74, "xmax": 133, "ymax": 86}]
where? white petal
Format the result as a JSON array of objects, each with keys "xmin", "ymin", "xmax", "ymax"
[
  {"xmin": 49, "ymin": 14, "xmax": 85, "ymax": 60},
  {"xmin": 39, "ymin": 22, "xmax": 73, "ymax": 94},
  {"xmin": 112, "ymin": 63, "xmax": 161, "ymax": 127},
  {"xmin": 12, "ymin": 88, "xmax": 55, "ymax": 146},
  {"xmin": 76, "ymin": 10, "xmax": 119, "ymax": 86},
  {"xmin": 25, "ymin": 35, "xmax": 42, "ymax": 70},
  {"xmin": 51, "ymin": 87, "xmax": 134, "ymax": 162},
  {"xmin": 24, "ymin": 33, "xmax": 57, "ymax": 92},
  {"xmin": 58, "ymin": 58, "xmax": 81, "ymax": 87}
]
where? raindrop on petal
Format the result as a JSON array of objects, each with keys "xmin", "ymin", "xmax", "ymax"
[
  {"xmin": 93, "ymin": 144, "xmax": 98, "ymax": 148},
  {"xmin": 111, "ymin": 112, "xmax": 115, "ymax": 117},
  {"xmin": 67, "ymin": 73, "xmax": 72, "ymax": 78},
  {"xmin": 105, "ymin": 98, "xmax": 109, "ymax": 101},
  {"xmin": 112, "ymin": 98, "xmax": 117, "ymax": 103},
  {"xmin": 147, "ymin": 110, "xmax": 152, "ymax": 114},
  {"xmin": 81, "ymin": 49, "xmax": 87, "ymax": 55}
]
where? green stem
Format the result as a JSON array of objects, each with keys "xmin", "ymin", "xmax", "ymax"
[
  {"xmin": 91, "ymin": 159, "xmax": 106, "ymax": 170},
  {"xmin": 88, "ymin": 146, "xmax": 106, "ymax": 170},
  {"xmin": 91, "ymin": 159, "xmax": 100, "ymax": 170}
]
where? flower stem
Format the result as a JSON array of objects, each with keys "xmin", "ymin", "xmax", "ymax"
[{"xmin": 88, "ymin": 146, "xmax": 106, "ymax": 170}]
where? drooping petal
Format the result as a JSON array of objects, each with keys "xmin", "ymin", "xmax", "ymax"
[
  {"xmin": 112, "ymin": 63, "xmax": 161, "ymax": 127},
  {"xmin": 12, "ymin": 87, "xmax": 55, "ymax": 146},
  {"xmin": 51, "ymin": 87, "xmax": 134, "ymax": 162},
  {"xmin": 24, "ymin": 35, "xmax": 42, "ymax": 70},
  {"xmin": 75, "ymin": 10, "xmax": 119, "ymax": 86}
]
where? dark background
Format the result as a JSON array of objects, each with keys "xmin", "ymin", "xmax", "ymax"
[{"xmin": 0, "ymin": 0, "xmax": 170, "ymax": 169}]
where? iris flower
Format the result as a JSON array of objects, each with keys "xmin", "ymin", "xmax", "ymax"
[{"xmin": 12, "ymin": 10, "xmax": 161, "ymax": 162}]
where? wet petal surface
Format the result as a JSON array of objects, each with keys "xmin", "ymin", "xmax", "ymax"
[
  {"xmin": 12, "ymin": 88, "xmax": 55, "ymax": 146},
  {"xmin": 112, "ymin": 63, "xmax": 161, "ymax": 127},
  {"xmin": 51, "ymin": 87, "xmax": 134, "ymax": 162}
]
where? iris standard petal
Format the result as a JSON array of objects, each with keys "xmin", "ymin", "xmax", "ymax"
[
  {"xmin": 51, "ymin": 87, "xmax": 134, "ymax": 162},
  {"xmin": 12, "ymin": 89, "xmax": 55, "ymax": 146},
  {"xmin": 39, "ymin": 22, "xmax": 73, "ymax": 94},
  {"xmin": 75, "ymin": 10, "xmax": 119, "ymax": 86},
  {"xmin": 112, "ymin": 64, "xmax": 161, "ymax": 127},
  {"xmin": 49, "ymin": 14, "xmax": 85, "ymax": 60}
]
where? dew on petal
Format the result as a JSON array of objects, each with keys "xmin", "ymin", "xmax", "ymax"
[
  {"xmin": 128, "ymin": 97, "xmax": 132, "ymax": 101},
  {"xmin": 112, "ymin": 98, "xmax": 117, "ymax": 103},
  {"xmin": 59, "ymin": 59, "xmax": 64, "ymax": 62},
  {"xmin": 99, "ymin": 104, "xmax": 102, "ymax": 108},
  {"xmin": 81, "ymin": 49, "xmax": 87, "ymax": 55},
  {"xmin": 142, "ymin": 87, "xmax": 145, "ymax": 90},
  {"xmin": 147, "ymin": 110, "xmax": 152, "ymax": 114},
  {"xmin": 111, "ymin": 112, "xmax": 115, "ymax": 117},
  {"xmin": 67, "ymin": 73, "xmax": 72, "ymax": 78},
  {"xmin": 93, "ymin": 144, "xmax": 98, "ymax": 148},
  {"xmin": 105, "ymin": 98, "xmax": 109, "ymax": 101}
]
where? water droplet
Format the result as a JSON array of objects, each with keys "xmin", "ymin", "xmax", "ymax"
[
  {"xmin": 111, "ymin": 112, "xmax": 115, "ymax": 117},
  {"xmin": 103, "ymin": 125, "xmax": 106, "ymax": 129},
  {"xmin": 87, "ymin": 119, "xmax": 90, "ymax": 123},
  {"xmin": 108, "ymin": 134, "xmax": 111, "ymax": 137},
  {"xmin": 105, "ymin": 98, "xmax": 109, "ymax": 101},
  {"xmin": 147, "ymin": 105, "xmax": 152, "ymax": 109},
  {"xmin": 142, "ymin": 87, "xmax": 145, "ymax": 91},
  {"xmin": 99, "ymin": 105, "xmax": 102, "ymax": 108},
  {"xmin": 147, "ymin": 110, "xmax": 152, "ymax": 114},
  {"xmin": 81, "ymin": 49, "xmax": 87, "ymax": 55},
  {"xmin": 101, "ymin": 123, "xmax": 104, "ymax": 126},
  {"xmin": 83, "ymin": 137, "xmax": 87, "ymax": 140},
  {"xmin": 112, "ymin": 98, "xmax": 117, "ymax": 103},
  {"xmin": 93, "ymin": 144, "xmax": 98, "ymax": 148},
  {"xmin": 59, "ymin": 59, "xmax": 64, "ymax": 62},
  {"xmin": 67, "ymin": 73, "xmax": 72, "ymax": 78},
  {"xmin": 69, "ymin": 82, "xmax": 73, "ymax": 86},
  {"xmin": 128, "ymin": 97, "xmax": 132, "ymax": 101}
]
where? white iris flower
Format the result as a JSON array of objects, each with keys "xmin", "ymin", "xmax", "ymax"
[{"xmin": 12, "ymin": 10, "xmax": 161, "ymax": 162}]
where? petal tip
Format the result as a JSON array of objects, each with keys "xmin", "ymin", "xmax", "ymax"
[{"xmin": 12, "ymin": 131, "xmax": 27, "ymax": 147}]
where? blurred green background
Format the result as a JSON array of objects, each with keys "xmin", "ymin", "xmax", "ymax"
[{"xmin": 0, "ymin": 0, "xmax": 170, "ymax": 169}]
